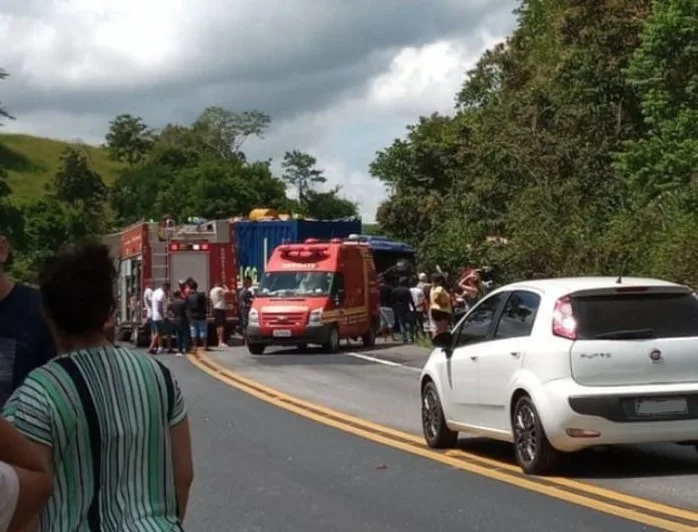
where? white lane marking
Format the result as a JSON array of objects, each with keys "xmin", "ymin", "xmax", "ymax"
[{"xmin": 343, "ymin": 351, "xmax": 422, "ymax": 373}]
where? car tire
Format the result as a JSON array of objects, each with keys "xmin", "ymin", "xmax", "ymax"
[
  {"xmin": 323, "ymin": 326, "xmax": 340, "ymax": 353},
  {"xmin": 248, "ymin": 343, "xmax": 265, "ymax": 355},
  {"xmin": 361, "ymin": 324, "xmax": 376, "ymax": 347},
  {"xmin": 421, "ymin": 381, "xmax": 458, "ymax": 449},
  {"xmin": 512, "ymin": 395, "xmax": 561, "ymax": 475}
]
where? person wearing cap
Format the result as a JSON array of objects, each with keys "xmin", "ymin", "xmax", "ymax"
[{"xmin": 0, "ymin": 231, "xmax": 56, "ymax": 407}]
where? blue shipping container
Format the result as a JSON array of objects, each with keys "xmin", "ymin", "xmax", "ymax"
[{"xmin": 234, "ymin": 219, "xmax": 362, "ymax": 282}]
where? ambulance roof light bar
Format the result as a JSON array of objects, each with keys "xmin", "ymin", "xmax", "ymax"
[{"xmin": 278, "ymin": 244, "xmax": 330, "ymax": 258}]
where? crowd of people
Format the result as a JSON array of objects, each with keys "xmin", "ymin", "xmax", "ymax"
[
  {"xmin": 139, "ymin": 275, "xmax": 255, "ymax": 355},
  {"xmin": 0, "ymin": 232, "xmax": 193, "ymax": 531},
  {"xmin": 377, "ymin": 268, "xmax": 486, "ymax": 343}
]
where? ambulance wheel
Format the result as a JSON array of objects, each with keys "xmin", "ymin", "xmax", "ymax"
[
  {"xmin": 248, "ymin": 343, "xmax": 265, "ymax": 355},
  {"xmin": 361, "ymin": 325, "xmax": 376, "ymax": 347},
  {"xmin": 323, "ymin": 326, "xmax": 340, "ymax": 353}
]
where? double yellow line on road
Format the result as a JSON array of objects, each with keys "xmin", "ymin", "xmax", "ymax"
[{"xmin": 188, "ymin": 350, "xmax": 698, "ymax": 531}]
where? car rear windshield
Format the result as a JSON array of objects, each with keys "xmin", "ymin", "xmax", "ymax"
[{"xmin": 571, "ymin": 292, "xmax": 698, "ymax": 339}]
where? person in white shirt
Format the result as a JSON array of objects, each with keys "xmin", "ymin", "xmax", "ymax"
[
  {"xmin": 410, "ymin": 281, "xmax": 427, "ymax": 337},
  {"xmin": 0, "ymin": 416, "xmax": 52, "ymax": 532},
  {"xmin": 148, "ymin": 282, "xmax": 172, "ymax": 354},
  {"xmin": 143, "ymin": 284, "xmax": 154, "ymax": 341},
  {"xmin": 209, "ymin": 281, "xmax": 230, "ymax": 348}
]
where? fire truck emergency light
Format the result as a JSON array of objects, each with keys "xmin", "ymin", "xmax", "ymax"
[{"xmin": 170, "ymin": 242, "xmax": 210, "ymax": 252}]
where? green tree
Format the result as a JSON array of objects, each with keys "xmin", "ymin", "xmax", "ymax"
[
  {"xmin": 281, "ymin": 150, "xmax": 327, "ymax": 208},
  {"xmin": 614, "ymin": 0, "xmax": 698, "ymax": 207},
  {"xmin": 110, "ymin": 162, "xmax": 173, "ymax": 225},
  {"xmin": 303, "ymin": 187, "xmax": 358, "ymax": 219},
  {"xmin": 105, "ymin": 114, "xmax": 155, "ymax": 167},
  {"xmin": 148, "ymin": 124, "xmax": 205, "ymax": 169},
  {"xmin": 10, "ymin": 197, "xmax": 97, "ymax": 283},
  {"xmin": 51, "ymin": 148, "xmax": 107, "ymax": 214},
  {"xmin": 155, "ymin": 159, "xmax": 288, "ymax": 220},
  {"xmin": 369, "ymin": 0, "xmax": 656, "ymax": 279},
  {"xmin": 192, "ymin": 107, "xmax": 271, "ymax": 159}
]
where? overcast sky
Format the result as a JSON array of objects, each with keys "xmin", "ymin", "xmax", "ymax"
[{"xmin": 0, "ymin": 0, "xmax": 517, "ymax": 221}]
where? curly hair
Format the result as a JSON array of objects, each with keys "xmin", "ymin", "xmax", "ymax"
[{"xmin": 39, "ymin": 242, "xmax": 116, "ymax": 336}]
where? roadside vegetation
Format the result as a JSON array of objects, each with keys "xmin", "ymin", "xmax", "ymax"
[
  {"xmin": 370, "ymin": 0, "xmax": 698, "ymax": 285},
  {"xmin": 0, "ymin": 104, "xmax": 358, "ymax": 281}
]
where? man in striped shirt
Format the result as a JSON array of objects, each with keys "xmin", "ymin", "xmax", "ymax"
[{"xmin": 3, "ymin": 243, "xmax": 194, "ymax": 531}]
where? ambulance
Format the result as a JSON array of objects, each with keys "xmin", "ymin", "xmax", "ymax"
[{"xmin": 246, "ymin": 238, "xmax": 379, "ymax": 354}]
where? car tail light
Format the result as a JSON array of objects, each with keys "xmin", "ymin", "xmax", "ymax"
[{"xmin": 552, "ymin": 295, "xmax": 577, "ymax": 339}]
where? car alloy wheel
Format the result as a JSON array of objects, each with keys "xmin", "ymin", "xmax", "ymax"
[
  {"xmin": 422, "ymin": 387, "xmax": 441, "ymax": 440},
  {"xmin": 420, "ymin": 381, "xmax": 457, "ymax": 448},
  {"xmin": 514, "ymin": 402, "xmax": 538, "ymax": 466}
]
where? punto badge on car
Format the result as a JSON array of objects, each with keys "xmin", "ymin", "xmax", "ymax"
[{"xmin": 649, "ymin": 349, "xmax": 662, "ymax": 362}]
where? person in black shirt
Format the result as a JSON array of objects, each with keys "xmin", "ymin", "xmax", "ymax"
[
  {"xmin": 168, "ymin": 291, "xmax": 190, "ymax": 355},
  {"xmin": 185, "ymin": 280, "xmax": 209, "ymax": 351},
  {"xmin": 378, "ymin": 276, "xmax": 395, "ymax": 342},
  {"xmin": 393, "ymin": 277, "xmax": 416, "ymax": 343},
  {"xmin": 0, "ymin": 231, "xmax": 56, "ymax": 407}
]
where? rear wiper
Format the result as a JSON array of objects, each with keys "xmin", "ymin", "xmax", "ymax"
[{"xmin": 592, "ymin": 328, "xmax": 655, "ymax": 340}]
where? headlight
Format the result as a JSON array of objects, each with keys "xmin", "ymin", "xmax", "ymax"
[
  {"xmin": 248, "ymin": 309, "xmax": 259, "ymax": 325},
  {"xmin": 308, "ymin": 308, "xmax": 323, "ymax": 324}
]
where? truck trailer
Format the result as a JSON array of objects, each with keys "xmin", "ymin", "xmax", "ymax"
[{"xmin": 234, "ymin": 218, "xmax": 362, "ymax": 283}]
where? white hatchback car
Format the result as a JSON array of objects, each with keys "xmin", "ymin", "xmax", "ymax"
[{"xmin": 420, "ymin": 276, "xmax": 698, "ymax": 474}]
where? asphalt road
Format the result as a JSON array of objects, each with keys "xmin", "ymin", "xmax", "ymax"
[
  {"xmin": 158, "ymin": 354, "xmax": 655, "ymax": 532},
  {"xmin": 203, "ymin": 339, "xmax": 698, "ymax": 513}
]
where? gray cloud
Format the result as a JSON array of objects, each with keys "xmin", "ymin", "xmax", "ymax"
[
  {"xmin": 0, "ymin": 0, "xmax": 518, "ymax": 220},
  {"xmin": 1, "ymin": 0, "xmax": 514, "ymax": 129}
]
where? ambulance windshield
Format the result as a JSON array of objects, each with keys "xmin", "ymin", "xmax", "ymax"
[{"xmin": 259, "ymin": 271, "xmax": 335, "ymax": 297}]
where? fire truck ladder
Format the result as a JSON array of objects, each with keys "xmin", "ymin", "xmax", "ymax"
[{"xmin": 149, "ymin": 223, "xmax": 171, "ymax": 288}]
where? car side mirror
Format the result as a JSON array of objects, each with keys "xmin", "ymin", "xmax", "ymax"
[{"xmin": 432, "ymin": 331, "xmax": 454, "ymax": 356}]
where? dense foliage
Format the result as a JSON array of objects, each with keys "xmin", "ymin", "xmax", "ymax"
[
  {"xmin": 0, "ymin": 98, "xmax": 358, "ymax": 280},
  {"xmin": 371, "ymin": 0, "xmax": 698, "ymax": 285}
]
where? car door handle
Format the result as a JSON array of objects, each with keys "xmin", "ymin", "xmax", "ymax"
[
  {"xmin": 510, "ymin": 352, "xmax": 521, "ymax": 357},
  {"xmin": 470, "ymin": 355, "xmax": 478, "ymax": 361}
]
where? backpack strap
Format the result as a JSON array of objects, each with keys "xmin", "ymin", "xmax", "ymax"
[{"xmin": 53, "ymin": 357, "xmax": 102, "ymax": 532}]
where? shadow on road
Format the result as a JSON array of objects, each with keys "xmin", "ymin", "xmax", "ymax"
[{"xmin": 456, "ymin": 437, "xmax": 698, "ymax": 479}]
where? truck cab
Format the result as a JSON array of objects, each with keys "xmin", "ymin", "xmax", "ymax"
[{"xmin": 246, "ymin": 238, "xmax": 379, "ymax": 355}]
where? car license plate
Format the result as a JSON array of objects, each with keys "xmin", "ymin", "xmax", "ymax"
[
  {"xmin": 272, "ymin": 329, "xmax": 292, "ymax": 338},
  {"xmin": 634, "ymin": 398, "xmax": 687, "ymax": 416}
]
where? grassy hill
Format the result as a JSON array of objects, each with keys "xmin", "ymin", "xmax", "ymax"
[{"xmin": 0, "ymin": 133, "xmax": 124, "ymax": 202}]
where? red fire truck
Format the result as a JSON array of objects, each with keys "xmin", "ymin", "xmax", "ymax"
[{"xmin": 106, "ymin": 218, "xmax": 240, "ymax": 346}]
